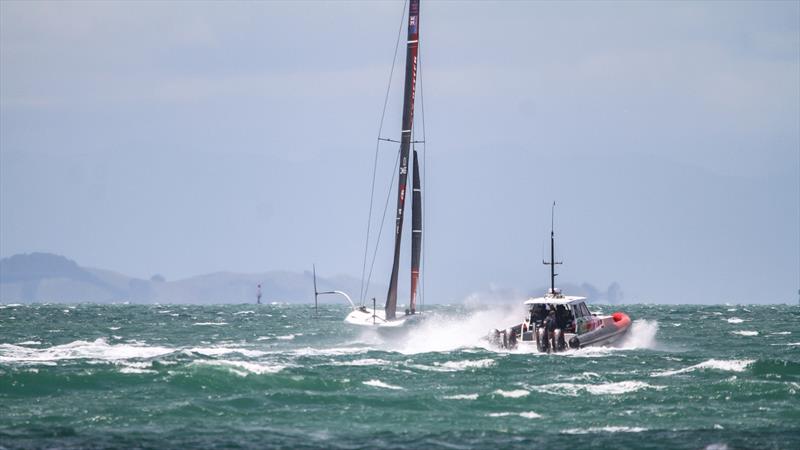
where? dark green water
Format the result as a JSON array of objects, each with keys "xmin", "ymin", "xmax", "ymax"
[{"xmin": 1, "ymin": 303, "xmax": 798, "ymax": 449}]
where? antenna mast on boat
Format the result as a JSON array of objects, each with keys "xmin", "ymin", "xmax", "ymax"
[{"xmin": 543, "ymin": 202, "xmax": 562, "ymax": 296}]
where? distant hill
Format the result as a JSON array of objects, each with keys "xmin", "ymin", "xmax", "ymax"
[
  {"xmin": 0, "ymin": 253, "xmax": 383, "ymax": 304},
  {"xmin": 0, "ymin": 252, "xmax": 626, "ymax": 305}
]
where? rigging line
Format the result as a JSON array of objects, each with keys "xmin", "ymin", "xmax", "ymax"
[
  {"xmin": 359, "ymin": 0, "xmax": 409, "ymax": 305},
  {"xmin": 364, "ymin": 148, "xmax": 402, "ymax": 302}
]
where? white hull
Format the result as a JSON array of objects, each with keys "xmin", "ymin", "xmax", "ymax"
[{"xmin": 344, "ymin": 308, "xmax": 422, "ymax": 328}]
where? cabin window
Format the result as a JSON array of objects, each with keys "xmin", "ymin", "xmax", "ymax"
[{"xmin": 580, "ymin": 304, "xmax": 591, "ymax": 317}]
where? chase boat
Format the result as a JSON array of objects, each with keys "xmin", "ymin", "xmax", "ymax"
[{"xmin": 492, "ymin": 204, "xmax": 632, "ymax": 351}]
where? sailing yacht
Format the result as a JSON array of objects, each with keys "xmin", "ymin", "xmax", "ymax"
[{"xmin": 315, "ymin": 0, "xmax": 425, "ymax": 328}]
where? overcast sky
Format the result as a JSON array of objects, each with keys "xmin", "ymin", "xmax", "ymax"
[{"xmin": 1, "ymin": 0, "xmax": 798, "ymax": 304}]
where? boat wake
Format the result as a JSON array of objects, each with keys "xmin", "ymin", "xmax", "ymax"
[
  {"xmin": 616, "ymin": 319, "xmax": 659, "ymax": 349},
  {"xmin": 357, "ymin": 305, "xmax": 523, "ymax": 354}
]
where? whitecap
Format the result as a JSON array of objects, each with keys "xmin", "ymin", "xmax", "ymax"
[
  {"xmin": 193, "ymin": 360, "xmax": 287, "ymax": 376},
  {"xmin": 411, "ymin": 358, "xmax": 496, "ymax": 372},
  {"xmin": 15, "ymin": 341, "xmax": 41, "ymax": 346},
  {"xmin": 726, "ymin": 318, "xmax": 744, "ymax": 324},
  {"xmin": 119, "ymin": 367, "xmax": 158, "ymax": 374},
  {"xmin": 185, "ymin": 347, "xmax": 266, "ymax": 357},
  {"xmin": 363, "ymin": 379, "xmax": 403, "ymax": 390},
  {"xmin": 561, "ymin": 426, "xmax": 647, "ymax": 434},
  {"xmin": 335, "ymin": 358, "xmax": 391, "ymax": 367},
  {"xmin": 234, "ymin": 311, "xmax": 255, "ymax": 315},
  {"xmin": 562, "ymin": 372, "xmax": 601, "ymax": 381},
  {"xmin": 108, "ymin": 327, "xmax": 121, "ymax": 331},
  {"xmin": 192, "ymin": 322, "xmax": 228, "ymax": 326},
  {"xmin": 487, "ymin": 411, "xmax": 541, "ymax": 419},
  {"xmin": 443, "ymin": 393, "xmax": 479, "ymax": 400},
  {"xmin": 0, "ymin": 339, "xmax": 174, "ymax": 363},
  {"xmin": 276, "ymin": 334, "xmax": 295, "ymax": 340},
  {"xmin": 731, "ymin": 331, "xmax": 758, "ymax": 336},
  {"xmin": 529, "ymin": 381, "xmax": 661, "ymax": 396},
  {"xmin": 117, "ymin": 361, "xmax": 157, "ymax": 374},
  {"xmin": 651, "ymin": 359, "xmax": 755, "ymax": 377},
  {"xmin": 493, "ymin": 389, "xmax": 529, "ymax": 398},
  {"xmin": 287, "ymin": 347, "xmax": 372, "ymax": 357},
  {"xmin": 439, "ymin": 359, "xmax": 495, "ymax": 371},
  {"xmin": 770, "ymin": 332, "xmax": 791, "ymax": 335}
]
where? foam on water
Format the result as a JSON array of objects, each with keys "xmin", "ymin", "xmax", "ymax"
[
  {"xmin": 409, "ymin": 358, "xmax": 497, "ymax": 372},
  {"xmin": 334, "ymin": 358, "xmax": 392, "ymax": 367},
  {"xmin": 363, "ymin": 379, "xmax": 404, "ymax": 390},
  {"xmin": 731, "ymin": 331, "xmax": 759, "ymax": 336},
  {"xmin": 493, "ymin": 389, "xmax": 530, "ymax": 398},
  {"xmin": 651, "ymin": 359, "xmax": 755, "ymax": 377},
  {"xmin": 443, "ymin": 394, "xmax": 479, "ymax": 400},
  {"xmin": 488, "ymin": 411, "xmax": 542, "ymax": 419},
  {"xmin": 0, "ymin": 339, "xmax": 175, "ymax": 363},
  {"xmin": 185, "ymin": 347, "xmax": 266, "ymax": 357},
  {"xmin": 528, "ymin": 381, "xmax": 662, "ymax": 396},
  {"xmin": 193, "ymin": 360, "xmax": 287, "ymax": 376},
  {"xmin": 192, "ymin": 322, "xmax": 228, "ymax": 326},
  {"xmin": 561, "ymin": 426, "xmax": 648, "ymax": 434},
  {"xmin": 726, "ymin": 317, "xmax": 745, "ymax": 324}
]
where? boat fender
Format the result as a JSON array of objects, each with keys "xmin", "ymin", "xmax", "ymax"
[
  {"xmin": 611, "ymin": 312, "xmax": 631, "ymax": 329},
  {"xmin": 569, "ymin": 336, "xmax": 580, "ymax": 349}
]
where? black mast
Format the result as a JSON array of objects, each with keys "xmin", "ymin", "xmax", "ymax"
[
  {"xmin": 410, "ymin": 149, "xmax": 422, "ymax": 314},
  {"xmin": 385, "ymin": 0, "xmax": 421, "ymax": 321},
  {"xmin": 543, "ymin": 202, "xmax": 562, "ymax": 295}
]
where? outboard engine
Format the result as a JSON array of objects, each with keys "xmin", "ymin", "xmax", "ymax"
[{"xmin": 537, "ymin": 327, "xmax": 549, "ymax": 353}]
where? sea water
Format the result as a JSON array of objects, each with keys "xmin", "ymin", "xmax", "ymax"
[{"xmin": 1, "ymin": 303, "xmax": 798, "ymax": 449}]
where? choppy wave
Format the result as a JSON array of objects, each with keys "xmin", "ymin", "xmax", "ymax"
[
  {"xmin": 493, "ymin": 389, "xmax": 530, "ymax": 398},
  {"xmin": 191, "ymin": 359, "xmax": 287, "ymax": 376},
  {"xmin": 443, "ymin": 393, "xmax": 479, "ymax": 400},
  {"xmin": 561, "ymin": 426, "xmax": 648, "ymax": 434},
  {"xmin": 0, "ymin": 339, "xmax": 174, "ymax": 363},
  {"xmin": 363, "ymin": 379, "xmax": 403, "ymax": 390},
  {"xmin": 528, "ymin": 381, "xmax": 662, "ymax": 396},
  {"xmin": 1, "ymin": 303, "xmax": 798, "ymax": 450},
  {"xmin": 651, "ymin": 359, "xmax": 755, "ymax": 377},
  {"xmin": 731, "ymin": 330, "xmax": 759, "ymax": 336},
  {"xmin": 488, "ymin": 411, "xmax": 542, "ymax": 419}
]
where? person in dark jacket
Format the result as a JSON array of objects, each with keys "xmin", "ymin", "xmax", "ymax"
[{"xmin": 544, "ymin": 310, "xmax": 558, "ymax": 351}]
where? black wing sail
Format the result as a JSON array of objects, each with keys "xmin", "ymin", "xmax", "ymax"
[
  {"xmin": 410, "ymin": 149, "xmax": 422, "ymax": 314},
  {"xmin": 385, "ymin": 0, "xmax": 420, "ymax": 321}
]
